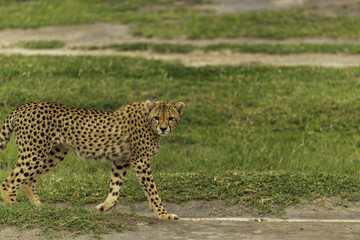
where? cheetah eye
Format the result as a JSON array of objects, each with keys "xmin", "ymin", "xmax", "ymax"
[
  {"xmin": 154, "ymin": 116, "xmax": 159, "ymax": 121},
  {"xmin": 168, "ymin": 117, "xmax": 174, "ymax": 121}
]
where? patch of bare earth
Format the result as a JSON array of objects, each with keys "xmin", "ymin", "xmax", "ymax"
[
  {"xmin": 197, "ymin": 0, "xmax": 360, "ymax": 15},
  {"xmin": 2, "ymin": 48, "xmax": 360, "ymax": 68},
  {"xmin": 304, "ymin": 0, "xmax": 360, "ymax": 17},
  {"xmin": 1, "ymin": 1, "xmax": 360, "ymax": 67},
  {"xmin": 1, "ymin": 200, "xmax": 359, "ymax": 240},
  {"xmin": 1, "ymin": 21, "xmax": 360, "ymax": 67}
]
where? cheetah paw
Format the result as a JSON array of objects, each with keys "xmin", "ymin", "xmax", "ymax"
[
  {"xmin": 158, "ymin": 213, "xmax": 179, "ymax": 220},
  {"xmin": 96, "ymin": 202, "xmax": 114, "ymax": 213}
]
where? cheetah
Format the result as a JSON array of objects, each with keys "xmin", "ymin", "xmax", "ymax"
[{"xmin": 0, "ymin": 100, "xmax": 185, "ymax": 220}]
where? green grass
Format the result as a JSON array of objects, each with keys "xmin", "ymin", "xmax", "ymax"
[
  {"xmin": 0, "ymin": 55, "xmax": 359, "ymax": 175},
  {"xmin": 17, "ymin": 40, "xmax": 66, "ymax": 49},
  {"xmin": 0, "ymin": 203, "xmax": 124, "ymax": 238},
  {"xmin": 88, "ymin": 43, "xmax": 197, "ymax": 53},
  {"xmin": 0, "ymin": 55, "xmax": 359, "ymax": 234},
  {"xmin": 1, "ymin": 0, "xmax": 360, "ymax": 39},
  {"xmin": 85, "ymin": 42, "xmax": 360, "ymax": 55},
  {"xmin": 1, "ymin": 166, "xmax": 358, "ymax": 217}
]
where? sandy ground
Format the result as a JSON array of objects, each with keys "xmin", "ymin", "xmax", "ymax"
[
  {"xmin": 1, "ymin": 1, "xmax": 360, "ymax": 67},
  {"xmin": 2, "ymin": 27, "xmax": 360, "ymax": 67},
  {"xmin": 2, "ymin": 220, "xmax": 358, "ymax": 240},
  {"xmin": 1, "ymin": 200, "xmax": 359, "ymax": 240},
  {"xmin": 2, "ymin": 48, "xmax": 360, "ymax": 67}
]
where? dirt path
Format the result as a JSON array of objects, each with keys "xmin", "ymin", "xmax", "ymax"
[
  {"xmin": 2, "ymin": 22, "xmax": 360, "ymax": 67},
  {"xmin": 1, "ymin": 200, "xmax": 359, "ymax": 240},
  {"xmin": 91, "ymin": 221, "xmax": 360, "ymax": 240},
  {"xmin": 3, "ymin": 22, "xmax": 360, "ymax": 48},
  {"xmin": 2, "ymin": 48, "xmax": 360, "ymax": 67},
  {"xmin": 3, "ymin": 220, "xmax": 358, "ymax": 240}
]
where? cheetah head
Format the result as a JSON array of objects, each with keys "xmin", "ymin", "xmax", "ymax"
[{"xmin": 145, "ymin": 100, "xmax": 185, "ymax": 137}]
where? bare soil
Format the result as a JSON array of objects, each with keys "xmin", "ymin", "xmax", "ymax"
[
  {"xmin": 1, "ymin": 25, "xmax": 360, "ymax": 67},
  {"xmin": 1, "ymin": 200, "xmax": 359, "ymax": 240},
  {"xmin": 2, "ymin": 48, "xmax": 360, "ymax": 67},
  {"xmin": 1, "ymin": 1, "xmax": 360, "ymax": 67}
]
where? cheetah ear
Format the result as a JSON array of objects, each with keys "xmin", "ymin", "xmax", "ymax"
[
  {"xmin": 145, "ymin": 100, "xmax": 155, "ymax": 113},
  {"xmin": 174, "ymin": 102, "xmax": 185, "ymax": 116}
]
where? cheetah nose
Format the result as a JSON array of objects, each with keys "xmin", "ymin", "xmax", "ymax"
[{"xmin": 160, "ymin": 127, "xmax": 167, "ymax": 132}]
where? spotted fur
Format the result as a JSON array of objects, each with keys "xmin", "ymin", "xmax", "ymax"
[{"xmin": 0, "ymin": 100, "xmax": 185, "ymax": 220}]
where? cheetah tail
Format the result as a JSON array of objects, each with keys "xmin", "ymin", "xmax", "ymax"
[{"xmin": 0, "ymin": 110, "xmax": 16, "ymax": 154}]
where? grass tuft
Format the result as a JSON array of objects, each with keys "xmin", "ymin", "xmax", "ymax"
[
  {"xmin": 17, "ymin": 40, "xmax": 66, "ymax": 49},
  {"xmin": 0, "ymin": 203, "xmax": 124, "ymax": 237},
  {"xmin": 102, "ymin": 43, "xmax": 197, "ymax": 53}
]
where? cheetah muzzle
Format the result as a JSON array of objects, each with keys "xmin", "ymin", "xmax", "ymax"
[{"xmin": 0, "ymin": 100, "xmax": 185, "ymax": 220}]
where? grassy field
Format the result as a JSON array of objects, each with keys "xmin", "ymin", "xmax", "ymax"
[
  {"xmin": 1, "ymin": 0, "xmax": 360, "ymax": 39},
  {"xmin": 0, "ymin": 0, "xmax": 360, "ymax": 237},
  {"xmin": 0, "ymin": 54, "xmax": 359, "ymax": 235},
  {"xmin": 0, "ymin": 55, "xmax": 359, "ymax": 192},
  {"xmin": 0, "ymin": 55, "xmax": 359, "ymax": 175}
]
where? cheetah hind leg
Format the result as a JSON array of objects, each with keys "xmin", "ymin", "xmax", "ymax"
[
  {"xmin": 0, "ymin": 182, "xmax": 11, "ymax": 204},
  {"xmin": 0, "ymin": 165, "xmax": 23, "ymax": 204},
  {"xmin": 22, "ymin": 144, "xmax": 68, "ymax": 205}
]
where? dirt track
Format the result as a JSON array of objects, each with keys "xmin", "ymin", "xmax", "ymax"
[
  {"xmin": 1, "ymin": 1, "xmax": 360, "ymax": 68},
  {"xmin": 2, "ymin": 25, "xmax": 360, "ymax": 67},
  {"xmin": 0, "ymin": 0, "xmax": 360, "ymax": 67},
  {"xmin": 1, "ymin": 1, "xmax": 360, "ymax": 67},
  {"xmin": 1, "ymin": 200, "xmax": 359, "ymax": 240},
  {"xmin": 3, "ymin": 48, "xmax": 360, "ymax": 67}
]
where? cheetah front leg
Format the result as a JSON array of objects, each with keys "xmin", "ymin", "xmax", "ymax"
[
  {"xmin": 132, "ymin": 160, "xmax": 179, "ymax": 220},
  {"xmin": 96, "ymin": 162, "xmax": 130, "ymax": 213},
  {"xmin": 22, "ymin": 182, "xmax": 42, "ymax": 206}
]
